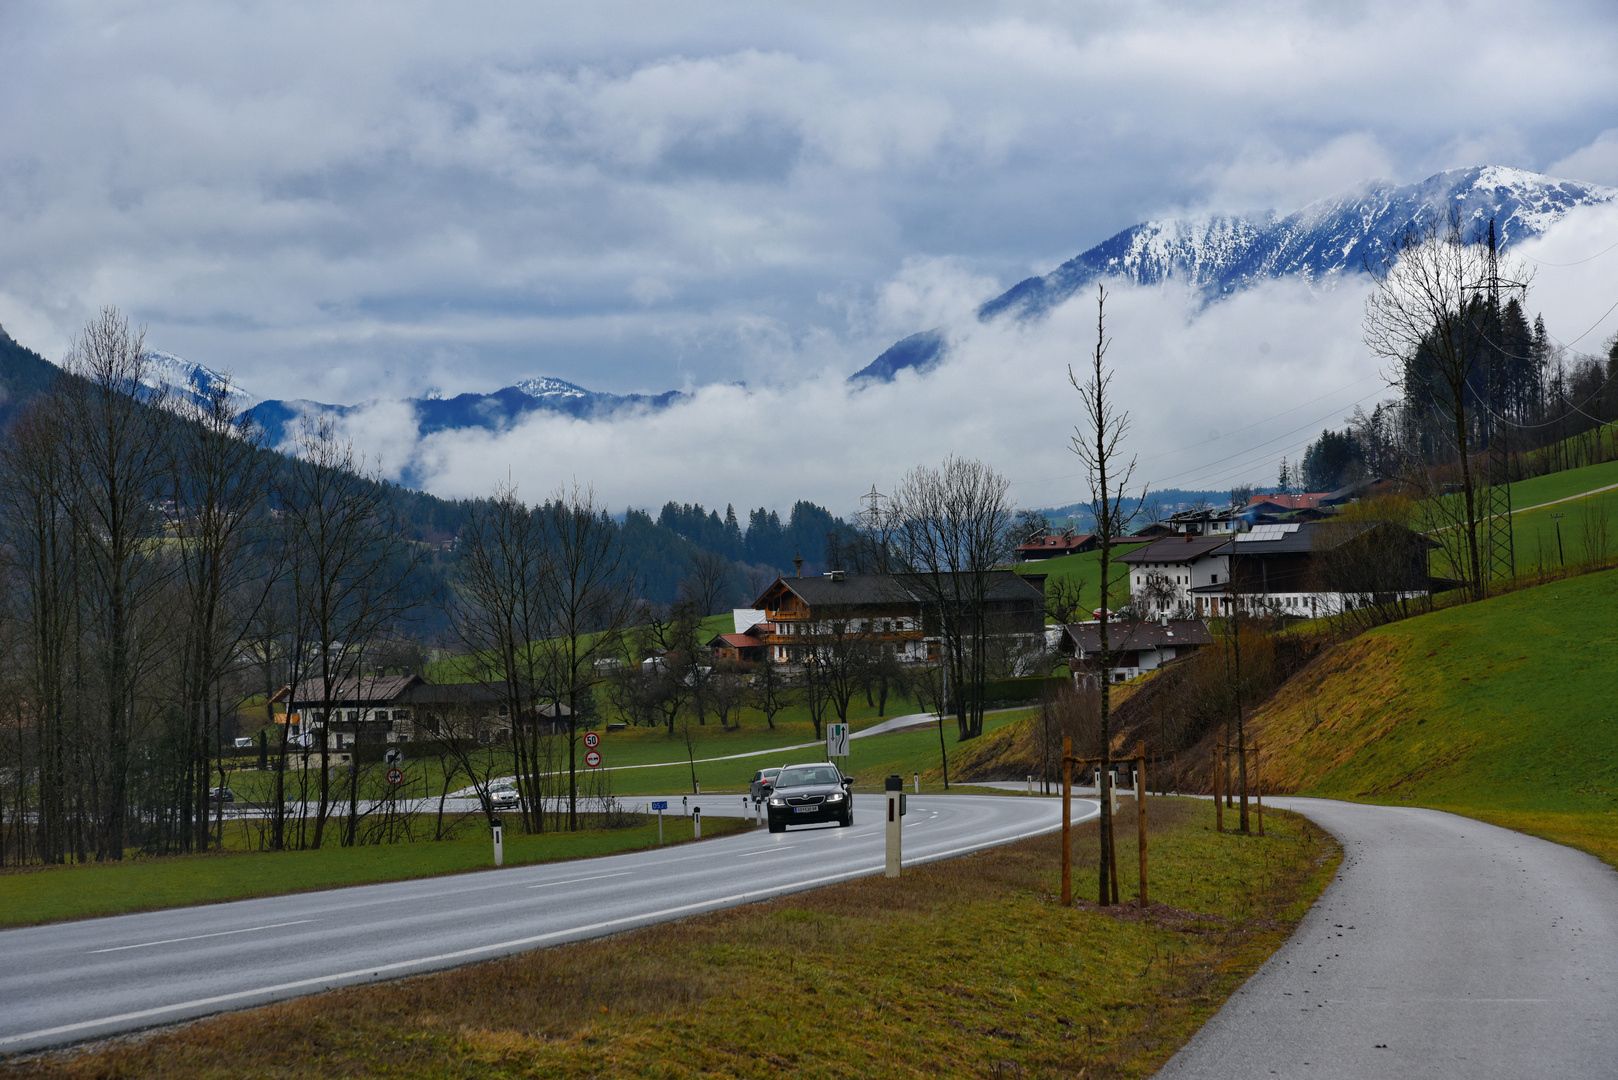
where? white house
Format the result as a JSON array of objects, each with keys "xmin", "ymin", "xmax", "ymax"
[{"xmin": 1117, "ymin": 535, "xmax": 1233, "ymax": 617}]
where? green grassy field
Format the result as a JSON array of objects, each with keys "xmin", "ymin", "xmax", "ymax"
[
  {"xmin": 7, "ymin": 800, "xmax": 1338, "ymax": 1080},
  {"xmin": 1253, "ymin": 565, "xmax": 1618, "ymax": 866},
  {"xmin": 1015, "ymin": 542, "xmax": 1145, "ymax": 621},
  {"xmin": 0, "ymin": 818, "xmax": 753, "ymax": 929}
]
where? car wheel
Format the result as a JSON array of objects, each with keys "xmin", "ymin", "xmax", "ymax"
[
  {"xmin": 840, "ymin": 811, "xmax": 852, "ymax": 828},
  {"xmin": 767, "ymin": 817, "xmax": 785, "ymax": 834}
]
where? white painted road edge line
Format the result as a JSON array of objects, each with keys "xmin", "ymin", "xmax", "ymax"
[
  {"xmin": 3, "ymin": 802, "xmax": 1094, "ymax": 1052},
  {"xmin": 88, "ymin": 921, "xmax": 317, "ymax": 954}
]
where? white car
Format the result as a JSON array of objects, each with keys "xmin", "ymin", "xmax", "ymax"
[{"xmin": 484, "ymin": 785, "xmax": 521, "ymax": 808}]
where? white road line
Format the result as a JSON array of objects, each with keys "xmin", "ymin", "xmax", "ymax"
[
  {"xmin": 89, "ymin": 920, "xmax": 316, "ymax": 954},
  {"xmin": 525, "ymin": 872, "xmax": 632, "ymax": 890},
  {"xmin": 735, "ymin": 846, "xmax": 794, "ymax": 857},
  {"xmin": 1, "ymin": 866, "xmax": 891, "ymax": 1050}
]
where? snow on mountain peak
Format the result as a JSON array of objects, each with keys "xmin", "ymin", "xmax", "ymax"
[
  {"xmin": 140, "ymin": 349, "xmax": 255, "ymax": 409},
  {"xmin": 512, "ymin": 376, "xmax": 589, "ymax": 399}
]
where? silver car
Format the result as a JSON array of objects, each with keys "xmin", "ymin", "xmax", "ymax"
[{"xmin": 749, "ymin": 767, "xmax": 782, "ymax": 803}]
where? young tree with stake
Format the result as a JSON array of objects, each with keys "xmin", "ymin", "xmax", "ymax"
[{"xmin": 1069, "ymin": 286, "xmax": 1143, "ymax": 906}]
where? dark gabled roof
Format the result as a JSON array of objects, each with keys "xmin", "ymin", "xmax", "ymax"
[
  {"xmin": 1227, "ymin": 519, "xmax": 1436, "ymax": 555},
  {"xmin": 1060, "ymin": 620, "xmax": 1215, "ymax": 655},
  {"xmin": 755, "ymin": 570, "xmax": 1043, "ymax": 610},
  {"xmin": 286, "ymin": 674, "xmax": 424, "ymax": 708},
  {"xmin": 1016, "ymin": 532, "xmax": 1095, "ymax": 552},
  {"xmin": 1117, "ymin": 535, "xmax": 1233, "ymax": 565},
  {"xmin": 707, "ymin": 632, "xmax": 765, "ymax": 650}
]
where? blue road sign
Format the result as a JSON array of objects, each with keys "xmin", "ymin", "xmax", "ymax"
[{"xmin": 651, "ymin": 800, "xmax": 668, "ymax": 811}]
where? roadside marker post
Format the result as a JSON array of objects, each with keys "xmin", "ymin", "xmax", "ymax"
[
  {"xmin": 682, "ymin": 795, "xmax": 688, "ymax": 817},
  {"xmin": 651, "ymin": 800, "xmax": 668, "ymax": 843},
  {"xmin": 913, "ymin": 772, "xmax": 919, "ymax": 794},
  {"xmin": 491, "ymin": 815, "xmax": 504, "ymax": 868},
  {"xmin": 693, "ymin": 807, "xmax": 701, "ymax": 839},
  {"xmin": 885, "ymin": 774, "xmax": 903, "ymax": 878},
  {"xmin": 1136, "ymin": 740, "xmax": 1148, "ymax": 908}
]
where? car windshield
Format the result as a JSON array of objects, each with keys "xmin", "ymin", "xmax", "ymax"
[{"xmin": 776, "ymin": 766, "xmax": 841, "ymax": 787}]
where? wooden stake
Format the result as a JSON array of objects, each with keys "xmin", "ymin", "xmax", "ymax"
[
  {"xmin": 1136, "ymin": 740, "xmax": 1147, "ymax": 908},
  {"xmin": 1061, "ymin": 736, "xmax": 1072, "ymax": 907},
  {"xmin": 1214, "ymin": 742, "xmax": 1223, "ymax": 833},
  {"xmin": 1254, "ymin": 742, "xmax": 1264, "ymax": 837},
  {"xmin": 1107, "ymin": 798, "xmax": 1120, "ymax": 905}
]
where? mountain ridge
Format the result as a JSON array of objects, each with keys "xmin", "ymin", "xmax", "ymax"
[{"xmin": 852, "ymin": 165, "xmax": 1618, "ymax": 381}]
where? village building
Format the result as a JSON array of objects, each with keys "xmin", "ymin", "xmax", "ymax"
[
  {"xmin": 1117, "ymin": 534, "xmax": 1233, "ymax": 617},
  {"xmin": 1059, "ymin": 619, "xmax": 1215, "ymax": 683},
  {"xmin": 1014, "ymin": 530, "xmax": 1098, "ymax": 560},
  {"xmin": 1191, "ymin": 520, "xmax": 1438, "ymax": 619},
  {"xmin": 277, "ymin": 674, "xmax": 570, "ymax": 749},
  {"xmin": 749, "ymin": 569, "xmax": 1047, "ymax": 665}
]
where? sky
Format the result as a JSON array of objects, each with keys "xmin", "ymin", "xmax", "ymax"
[{"xmin": 2, "ymin": 0, "xmax": 1617, "ymax": 518}]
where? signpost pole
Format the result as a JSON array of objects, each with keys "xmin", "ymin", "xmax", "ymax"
[{"xmin": 1214, "ymin": 742, "xmax": 1224, "ymax": 833}]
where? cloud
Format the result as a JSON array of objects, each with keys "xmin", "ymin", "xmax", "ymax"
[
  {"xmin": 1551, "ymin": 129, "xmax": 1618, "ymax": 187},
  {"xmin": 1, "ymin": 0, "xmax": 1616, "ymax": 402}
]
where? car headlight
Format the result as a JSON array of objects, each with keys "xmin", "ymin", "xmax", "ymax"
[
  {"xmin": 825, "ymin": 791, "xmax": 845, "ymax": 802},
  {"xmin": 768, "ymin": 797, "xmax": 786, "ymax": 806}
]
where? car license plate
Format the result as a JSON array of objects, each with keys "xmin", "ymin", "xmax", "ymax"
[{"xmin": 794, "ymin": 805, "xmax": 816, "ymax": 814}]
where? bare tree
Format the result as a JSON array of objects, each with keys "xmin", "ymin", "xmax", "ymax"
[
  {"xmin": 678, "ymin": 549, "xmax": 734, "ymax": 617},
  {"xmin": 884, "ymin": 457, "xmax": 1015, "ymax": 741},
  {"xmin": 57, "ymin": 309, "xmax": 176, "ymax": 860},
  {"xmin": 1069, "ymin": 285, "xmax": 1144, "ymax": 903},
  {"xmin": 1364, "ymin": 210, "xmax": 1530, "ymax": 600},
  {"xmin": 166, "ymin": 374, "xmax": 277, "ymax": 852},
  {"xmin": 278, "ymin": 417, "xmax": 422, "ymax": 849},
  {"xmin": 537, "ymin": 486, "xmax": 637, "ymax": 831},
  {"xmin": 748, "ymin": 655, "xmax": 796, "ymax": 729},
  {"xmin": 449, "ymin": 483, "xmax": 552, "ymax": 834}
]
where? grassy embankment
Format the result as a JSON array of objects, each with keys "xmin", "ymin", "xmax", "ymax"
[
  {"xmin": 1015, "ymin": 542, "xmax": 1145, "ymax": 622},
  {"xmin": 0, "ymin": 817, "xmax": 752, "ymax": 930},
  {"xmin": 5, "ymin": 799, "xmax": 1338, "ymax": 1080},
  {"xmin": 1248, "ymin": 564, "xmax": 1618, "ymax": 866}
]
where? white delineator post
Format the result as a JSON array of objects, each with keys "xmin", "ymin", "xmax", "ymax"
[
  {"xmin": 693, "ymin": 807, "xmax": 701, "ymax": 839},
  {"xmin": 886, "ymin": 774, "xmax": 903, "ymax": 878},
  {"xmin": 491, "ymin": 816, "xmax": 504, "ymax": 868}
]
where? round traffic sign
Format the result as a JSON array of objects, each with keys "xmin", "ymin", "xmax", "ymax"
[
  {"xmin": 583, "ymin": 731, "xmax": 600, "ymax": 749},
  {"xmin": 584, "ymin": 749, "xmax": 602, "ymax": 768},
  {"xmin": 386, "ymin": 767, "xmax": 403, "ymax": 786}
]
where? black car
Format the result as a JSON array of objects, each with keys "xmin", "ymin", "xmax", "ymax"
[{"xmin": 765, "ymin": 762, "xmax": 852, "ymax": 832}]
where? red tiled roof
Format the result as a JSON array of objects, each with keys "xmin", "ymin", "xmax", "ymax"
[
  {"xmin": 1016, "ymin": 533, "xmax": 1095, "ymax": 552},
  {"xmin": 1247, "ymin": 493, "xmax": 1331, "ymax": 511}
]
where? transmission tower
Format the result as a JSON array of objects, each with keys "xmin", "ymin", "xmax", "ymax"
[{"xmin": 1474, "ymin": 219, "xmax": 1527, "ymax": 595}]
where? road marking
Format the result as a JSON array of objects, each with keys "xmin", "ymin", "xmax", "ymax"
[
  {"xmin": 5, "ymin": 798, "xmax": 1093, "ymax": 1054},
  {"xmin": 736, "ymin": 846, "xmax": 794, "ymax": 857},
  {"xmin": 89, "ymin": 920, "xmax": 315, "ymax": 954},
  {"xmin": 526, "ymin": 872, "xmax": 631, "ymax": 890}
]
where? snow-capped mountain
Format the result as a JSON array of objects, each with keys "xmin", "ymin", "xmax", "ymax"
[
  {"xmin": 853, "ymin": 166, "xmax": 1618, "ymax": 381},
  {"xmin": 243, "ymin": 375, "xmax": 682, "ymax": 446},
  {"xmin": 140, "ymin": 349, "xmax": 256, "ymax": 410}
]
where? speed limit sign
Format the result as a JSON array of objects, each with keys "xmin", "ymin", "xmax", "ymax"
[
  {"xmin": 584, "ymin": 749, "xmax": 602, "ymax": 768},
  {"xmin": 386, "ymin": 767, "xmax": 403, "ymax": 786},
  {"xmin": 583, "ymin": 731, "xmax": 600, "ymax": 749}
]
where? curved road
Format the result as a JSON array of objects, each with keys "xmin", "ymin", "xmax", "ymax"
[
  {"xmin": 0, "ymin": 793, "xmax": 1091, "ymax": 1055},
  {"xmin": 1157, "ymin": 798, "xmax": 1618, "ymax": 1079}
]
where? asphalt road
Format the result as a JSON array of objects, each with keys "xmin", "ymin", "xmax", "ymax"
[
  {"xmin": 0, "ymin": 792, "xmax": 1090, "ymax": 1055},
  {"xmin": 1156, "ymin": 798, "xmax": 1618, "ymax": 1079}
]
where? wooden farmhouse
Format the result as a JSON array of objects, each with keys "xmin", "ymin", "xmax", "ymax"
[{"xmin": 749, "ymin": 569, "xmax": 1048, "ymax": 665}]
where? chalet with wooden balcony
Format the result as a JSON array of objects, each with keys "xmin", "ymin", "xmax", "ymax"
[{"xmin": 749, "ymin": 569, "xmax": 1047, "ymax": 664}]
